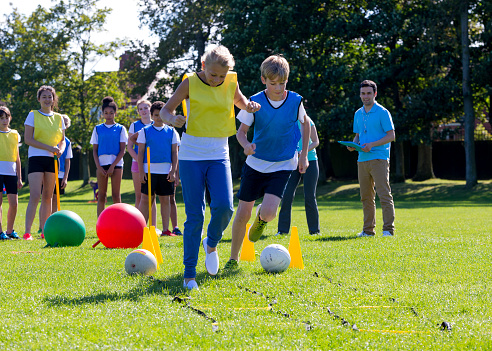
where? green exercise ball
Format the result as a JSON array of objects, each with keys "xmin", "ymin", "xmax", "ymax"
[{"xmin": 44, "ymin": 210, "xmax": 86, "ymax": 247}]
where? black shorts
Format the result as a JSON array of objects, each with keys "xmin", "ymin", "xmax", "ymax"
[
  {"xmin": 53, "ymin": 178, "xmax": 65, "ymax": 195},
  {"xmin": 141, "ymin": 173, "xmax": 175, "ymax": 197},
  {"xmin": 28, "ymin": 156, "xmax": 55, "ymax": 174},
  {"xmin": 1, "ymin": 174, "xmax": 18, "ymax": 195},
  {"xmin": 236, "ymin": 163, "xmax": 292, "ymax": 202},
  {"xmin": 102, "ymin": 164, "xmax": 123, "ymax": 170}
]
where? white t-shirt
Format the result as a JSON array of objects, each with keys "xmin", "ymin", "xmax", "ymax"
[
  {"xmin": 136, "ymin": 126, "xmax": 180, "ymax": 174},
  {"xmin": 58, "ymin": 145, "xmax": 73, "ymax": 179},
  {"xmin": 24, "ymin": 110, "xmax": 67, "ymax": 158},
  {"xmin": 236, "ymin": 97, "xmax": 306, "ymax": 173},
  {"xmin": 90, "ymin": 124, "xmax": 128, "ymax": 167},
  {"xmin": 178, "ymin": 99, "xmax": 229, "ymax": 161},
  {"xmin": 0, "ymin": 130, "xmax": 21, "ymax": 176}
]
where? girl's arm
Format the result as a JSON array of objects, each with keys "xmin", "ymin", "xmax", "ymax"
[
  {"xmin": 16, "ymin": 151, "xmax": 23, "ymax": 189},
  {"xmin": 137, "ymin": 143, "xmax": 146, "ymax": 183},
  {"xmin": 61, "ymin": 158, "xmax": 70, "ymax": 189},
  {"xmin": 24, "ymin": 125, "xmax": 61, "ymax": 155},
  {"xmin": 92, "ymin": 144, "xmax": 106, "ymax": 176},
  {"xmin": 236, "ymin": 123, "xmax": 256, "ymax": 156},
  {"xmin": 127, "ymin": 131, "xmax": 138, "ymax": 160},
  {"xmin": 160, "ymin": 79, "xmax": 189, "ymax": 128},
  {"xmin": 57, "ymin": 131, "xmax": 66, "ymax": 156},
  {"xmin": 109, "ymin": 142, "xmax": 126, "ymax": 171},
  {"xmin": 307, "ymin": 118, "xmax": 319, "ymax": 152},
  {"xmin": 234, "ymin": 84, "xmax": 261, "ymax": 112},
  {"xmin": 298, "ymin": 117, "xmax": 311, "ymax": 174}
]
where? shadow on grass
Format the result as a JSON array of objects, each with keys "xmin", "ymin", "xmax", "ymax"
[{"xmin": 314, "ymin": 235, "xmax": 358, "ymax": 242}]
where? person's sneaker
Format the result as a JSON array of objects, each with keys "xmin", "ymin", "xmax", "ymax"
[
  {"xmin": 275, "ymin": 231, "xmax": 288, "ymax": 236},
  {"xmin": 155, "ymin": 228, "xmax": 162, "ymax": 236},
  {"xmin": 223, "ymin": 259, "xmax": 238, "ymax": 270},
  {"xmin": 23, "ymin": 233, "xmax": 33, "ymax": 241},
  {"xmin": 183, "ymin": 279, "xmax": 199, "ymax": 290},
  {"xmin": 161, "ymin": 230, "xmax": 177, "ymax": 237},
  {"xmin": 382, "ymin": 231, "xmax": 394, "ymax": 237},
  {"xmin": 357, "ymin": 231, "xmax": 375, "ymax": 237},
  {"xmin": 0, "ymin": 232, "xmax": 12, "ymax": 240},
  {"xmin": 309, "ymin": 231, "xmax": 321, "ymax": 235},
  {"xmin": 37, "ymin": 228, "xmax": 42, "ymax": 234},
  {"xmin": 6, "ymin": 231, "xmax": 20, "ymax": 239},
  {"xmin": 172, "ymin": 227, "xmax": 182, "ymax": 236},
  {"xmin": 40, "ymin": 233, "xmax": 45, "ymax": 239},
  {"xmin": 248, "ymin": 204, "xmax": 268, "ymax": 242},
  {"xmin": 203, "ymin": 237, "xmax": 219, "ymax": 275}
]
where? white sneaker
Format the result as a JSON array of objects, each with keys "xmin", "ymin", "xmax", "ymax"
[
  {"xmin": 382, "ymin": 231, "xmax": 394, "ymax": 237},
  {"xmin": 203, "ymin": 237, "xmax": 219, "ymax": 275},
  {"xmin": 155, "ymin": 228, "xmax": 162, "ymax": 235},
  {"xmin": 183, "ymin": 279, "xmax": 199, "ymax": 290},
  {"xmin": 357, "ymin": 231, "xmax": 375, "ymax": 237}
]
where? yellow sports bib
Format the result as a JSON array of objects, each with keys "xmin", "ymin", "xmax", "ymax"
[
  {"xmin": 185, "ymin": 71, "xmax": 237, "ymax": 137},
  {"xmin": 33, "ymin": 110, "xmax": 63, "ymax": 147},
  {"xmin": 0, "ymin": 130, "xmax": 19, "ymax": 162}
]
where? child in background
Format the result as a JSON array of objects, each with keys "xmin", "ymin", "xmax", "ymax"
[
  {"xmin": 168, "ymin": 178, "xmax": 182, "ymax": 235},
  {"xmin": 160, "ymin": 45, "xmax": 260, "ymax": 290},
  {"xmin": 24, "ymin": 86, "xmax": 66, "ymax": 240},
  {"xmin": 137, "ymin": 101, "xmax": 179, "ymax": 234},
  {"xmin": 0, "ymin": 106, "xmax": 23, "ymax": 240},
  {"xmin": 127, "ymin": 99, "xmax": 159, "ymax": 233},
  {"xmin": 90, "ymin": 96, "xmax": 128, "ymax": 217},
  {"xmin": 226, "ymin": 55, "xmax": 310, "ymax": 269}
]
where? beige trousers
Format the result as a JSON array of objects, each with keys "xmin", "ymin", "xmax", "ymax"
[{"xmin": 357, "ymin": 159, "xmax": 395, "ymax": 235}]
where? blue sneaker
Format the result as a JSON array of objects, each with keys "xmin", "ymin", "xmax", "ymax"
[
  {"xmin": 172, "ymin": 227, "xmax": 182, "ymax": 236},
  {"xmin": 7, "ymin": 230, "xmax": 20, "ymax": 239},
  {"xmin": 0, "ymin": 232, "xmax": 12, "ymax": 240}
]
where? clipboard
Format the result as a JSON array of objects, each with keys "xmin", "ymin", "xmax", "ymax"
[{"xmin": 338, "ymin": 141, "xmax": 364, "ymax": 152}]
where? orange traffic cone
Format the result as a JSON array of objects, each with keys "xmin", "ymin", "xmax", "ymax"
[
  {"xmin": 150, "ymin": 226, "xmax": 163, "ymax": 265},
  {"xmin": 288, "ymin": 226, "xmax": 304, "ymax": 269},
  {"xmin": 142, "ymin": 227, "xmax": 159, "ymax": 270},
  {"xmin": 239, "ymin": 223, "xmax": 256, "ymax": 262}
]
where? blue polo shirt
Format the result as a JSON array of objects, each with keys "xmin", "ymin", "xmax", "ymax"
[{"xmin": 353, "ymin": 102, "xmax": 394, "ymax": 162}]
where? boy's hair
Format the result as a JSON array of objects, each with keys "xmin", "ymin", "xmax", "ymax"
[
  {"xmin": 101, "ymin": 96, "xmax": 117, "ymax": 112},
  {"xmin": 0, "ymin": 106, "xmax": 11, "ymax": 118},
  {"xmin": 202, "ymin": 45, "xmax": 235, "ymax": 69},
  {"xmin": 150, "ymin": 101, "xmax": 165, "ymax": 115},
  {"xmin": 136, "ymin": 99, "xmax": 151, "ymax": 108},
  {"xmin": 37, "ymin": 85, "xmax": 59, "ymax": 110},
  {"xmin": 261, "ymin": 55, "xmax": 290, "ymax": 81},
  {"xmin": 360, "ymin": 80, "xmax": 377, "ymax": 93}
]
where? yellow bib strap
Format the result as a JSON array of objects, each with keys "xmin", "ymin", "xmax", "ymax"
[
  {"xmin": 186, "ymin": 71, "xmax": 237, "ymax": 138},
  {"xmin": 0, "ymin": 130, "xmax": 19, "ymax": 162},
  {"xmin": 33, "ymin": 111, "xmax": 63, "ymax": 147}
]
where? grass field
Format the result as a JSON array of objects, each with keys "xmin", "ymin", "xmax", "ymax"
[{"xmin": 0, "ymin": 178, "xmax": 491, "ymax": 350}]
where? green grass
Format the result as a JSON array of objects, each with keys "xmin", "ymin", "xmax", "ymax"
[{"xmin": 1, "ymin": 178, "xmax": 492, "ymax": 349}]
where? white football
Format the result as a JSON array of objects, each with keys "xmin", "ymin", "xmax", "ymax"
[
  {"xmin": 125, "ymin": 249, "xmax": 157, "ymax": 276},
  {"xmin": 260, "ymin": 244, "xmax": 291, "ymax": 273}
]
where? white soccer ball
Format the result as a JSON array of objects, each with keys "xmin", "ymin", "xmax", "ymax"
[
  {"xmin": 260, "ymin": 244, "xmax": 291, "ymax": 273},
  {"xmin": 125, "ymin": 249, "xmax": 157, "ymax": 276}
]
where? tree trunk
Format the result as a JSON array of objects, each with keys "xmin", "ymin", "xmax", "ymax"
[
  {"xmin": 81, "ymin": 151, "xmax": 90, "ymax": 186},
  {"xmin": 393, "ymin": 141, "xmax": 405, "ymax": 183},
  {"xmin": 413, "ymin": 143, "xmax": 435, "ymax": 181},
  {"xmin": 461, "ymin": 1, "xmax": 477, "ymax": 188}
]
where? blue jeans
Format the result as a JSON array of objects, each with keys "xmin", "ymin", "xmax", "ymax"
[{"xmin": 179, "ymin": 159, "xmax": 234, "ymax": 278}]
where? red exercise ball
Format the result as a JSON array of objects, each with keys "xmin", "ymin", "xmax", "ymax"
[{"xmin": 96, "ymin": 203, "xmax": 146, "ymax": 248}]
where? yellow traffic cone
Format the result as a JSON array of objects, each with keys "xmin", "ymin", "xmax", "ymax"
[
  {"xmin": 288, "ymin": 226, "xmax": 304, "ymax": 269},
  {"xmin": 239, "ymin": 223, "xmax": 256, "ymax": 262},
  {"xmin": 150, "ymin": 226, "xmax": 163, "ymax": 265},
  {"xmin": 142, "ymin": 227, "xmax": 159, "ymax": 270}
]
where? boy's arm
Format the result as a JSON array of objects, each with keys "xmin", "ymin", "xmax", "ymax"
[
  {"xmin": 234, "ymin": 84, "xmax": 261, "ymax": 112},
  {"xmin": 137, "ymin": 143, "xmax": 146, "ymax": 183},
  {"xmin": 160, "ymin": 79, "xmax": 189, "ymax": 128},
  {"xmin": 298, "ymin": 117, "xmax": 310, "ymax": 174},
  {"xmin": 168, "ymin": 143, "xmax": 178, "ymax": 182},
  {"xmin": 127, "ymin": 133, "xmax": 138, "ymax": 160},
  {"xmin": 16, "ymin": 151, "xmax": 23, "ymax": 188},
  {"xmin": 236, "ymin": 123, "xmax": 256, "ymax": 156}
]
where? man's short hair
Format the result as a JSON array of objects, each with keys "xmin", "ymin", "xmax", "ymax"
[
  {"xmin": 360, "ymin": 80, "xmax": 377, "ymax": 93},
  {"xmin": 261, "ymin": 55, "xmax": 290, "ymax": 81}
]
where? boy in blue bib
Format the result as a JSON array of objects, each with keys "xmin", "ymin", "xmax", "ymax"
[{"xmin": 225, "ymin": 55, "xmax": 311, "ymax": 269}]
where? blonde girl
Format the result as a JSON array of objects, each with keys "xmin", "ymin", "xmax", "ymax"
[{"xmin": 24, "ymin": 86, "xmax": 66, "ymax": 240}]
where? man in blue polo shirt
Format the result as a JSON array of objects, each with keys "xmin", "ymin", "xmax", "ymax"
[{"xmin": 347, "ymin": 80, "xmax": 395, "ymax": 237}]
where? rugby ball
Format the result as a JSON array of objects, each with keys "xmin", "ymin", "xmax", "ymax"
[
  {"xmin": 260, "ymin": 244, "xmax": 291, "ymax": 273},
  {"xmin": 125, "ymin": 249, "xmax": 157, "ymax": 275}
]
